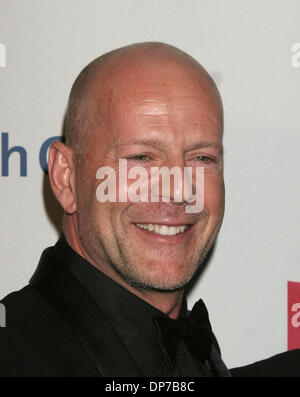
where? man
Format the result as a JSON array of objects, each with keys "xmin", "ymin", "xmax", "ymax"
[{"xmin": 0, "ymin": 42, "xmax": 298, "ymax": 377}]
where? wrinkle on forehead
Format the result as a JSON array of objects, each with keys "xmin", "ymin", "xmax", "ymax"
[
  {"xmin": 105, "ymin": 91, "xmax": 222, "ymax": 130},
  {"xmin": 134, "ymin": 97, "xmax": 221, "ymax": 128}
]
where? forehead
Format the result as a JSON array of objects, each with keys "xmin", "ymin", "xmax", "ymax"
[
  {"xmin": 113, "ymin": 91, "xmax": 221, "ymax": 125},
  {"xmin": 107, "ymin": 85, "xmax": 221, "ymax": 145},
  {"xmin": 87, "ymin": 60, "xmax": 223, "ymax": 149}
]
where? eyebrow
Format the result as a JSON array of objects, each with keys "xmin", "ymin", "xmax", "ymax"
[
  {"xmin": 117, "ymin": 140, "xmax": 167, "ymax": 151},
  {"xmin": 118, "ymin": 139, "xmax": 223, "ymax": 154},
  {"xmin": 186, "ymin": 141, "xmax": 223, "ymax": 155}
]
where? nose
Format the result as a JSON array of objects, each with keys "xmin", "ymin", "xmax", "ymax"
[
  {"xmin": 149, "ymin": 154, "xmax": 204, "ymax": 214},
  {"xmin": 149, "ymin": 155, "xmax": 188, "ymax": 204}
]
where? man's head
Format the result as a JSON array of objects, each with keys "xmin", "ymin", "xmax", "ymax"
[{"xmin": 48, "ymin": 42, "xmax": 225, "ymax": 294}]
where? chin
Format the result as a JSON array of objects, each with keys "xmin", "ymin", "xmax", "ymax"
[
  {"xmin": 127, "ymin": 277, "xmax": 189, "ymax": 292},
  {"xmin": 126, "ymin": 264, "xmax": 195, "ymax": 292}
]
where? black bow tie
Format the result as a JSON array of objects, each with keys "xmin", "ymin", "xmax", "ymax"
[{"xmin": 153, "ymin": 299, "xmax": 212, "ymax": 370}]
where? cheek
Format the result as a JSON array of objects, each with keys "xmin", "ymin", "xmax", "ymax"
[
  {"xmin": 92, "ymin": 200, "xmax": 128, "ymax": 239},
  {"xmin": 76, "ymin": 177, "xmax": 93, "ymax": 217},
  {"xmin": 76, "ymin": 174, "xmax": 107, "ymax": 231},
  {"xmin": 204, "ymin": 174, "xmax": 225, "ymax": 214}
]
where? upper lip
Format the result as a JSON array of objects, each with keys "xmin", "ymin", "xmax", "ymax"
[{"xmin": 133, "ymin": 220, "xmax": 195, "ymax": 226}]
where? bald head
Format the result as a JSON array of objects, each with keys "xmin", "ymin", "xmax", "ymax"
[{"xmin": 64, "ymin": 42, "xmax": 222, "ymax": 162}]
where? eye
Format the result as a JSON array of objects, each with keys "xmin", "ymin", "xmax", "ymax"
[
  {"xmin": 127, "ymin": 154, "xmax": 151, "ymax": 161},
  {"xmin": 195, "ymin": 155, "xmax": 216, "ymax": 163}
]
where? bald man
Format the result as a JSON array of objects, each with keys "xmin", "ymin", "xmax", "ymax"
[{"xmin": 0, "ymin": 42, "xmax": 298, "ymax": 377}]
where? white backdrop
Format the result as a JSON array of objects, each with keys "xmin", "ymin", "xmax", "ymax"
[{"xmin": 0, "ymin": 0, "xmax": 299, "ymax": 369}]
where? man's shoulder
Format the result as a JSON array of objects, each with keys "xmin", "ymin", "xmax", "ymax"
[
  {"xmin": 1, "ymin": 284, "xmax": 59, "ymax": 329},
  {"xmin": 0, "ymin": 285, "xmax": 50, "ymax": 376},
  {"xmin": 2, "ymin": 284, "xmax": 44, "ymax": 310},
  {"xmin": 0, "ymin": 284, "xmax": 98, "ymax": 376}
]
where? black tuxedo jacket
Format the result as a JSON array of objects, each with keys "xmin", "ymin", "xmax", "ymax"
[
  {"xmin": 0, "ymin": 244, "xmax": 151, "ymax": 376},
  {"xmin": 0, "ymin": 245, "xmax": 300, "ymax": 377}
]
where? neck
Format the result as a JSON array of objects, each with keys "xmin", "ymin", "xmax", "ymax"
[
  {"xmin": 132, "ymin": 288, "xmax": 184, "ymax": 319},
  {"xmin": 63, "ymin": 217, "xmax": 184, "ymax": 319}
]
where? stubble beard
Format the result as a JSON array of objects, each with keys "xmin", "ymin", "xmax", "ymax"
[
  {"xmin": 78, "ymin": 203, "xmax": 223, "ymax": 293},
  {"xmin": 109, "ymin": 221, "xmax": 219, "ymax": 293}
]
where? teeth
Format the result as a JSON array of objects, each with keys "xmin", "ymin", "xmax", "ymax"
[
  {"xmin": 135, "ymin": 223, "xmax": 189, "ymax": 236},
  {"xmin": 148, "ymin": 224, "xmax": 154, "ymax": 232},
  {"xmin": 169, "ymin": 226, "xmax": 177, "ymax": 235}
]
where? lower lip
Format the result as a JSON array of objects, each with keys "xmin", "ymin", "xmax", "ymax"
[{"xmin": 132, "ymin": 223, "xmax": 195, "ymax": 244}]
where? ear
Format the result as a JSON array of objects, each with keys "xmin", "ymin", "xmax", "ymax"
[{"xmin": 48, "ymin": 141, "xmax": 77, "ymax": 214}]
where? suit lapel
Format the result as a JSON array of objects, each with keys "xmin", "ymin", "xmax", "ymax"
[{"xmin": 30, "ymin": 248, "xmax": 144, "ymax": 377}]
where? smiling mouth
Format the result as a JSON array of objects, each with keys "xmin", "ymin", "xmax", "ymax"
[{"xmin": 135, "ymin": 223, "xmax": 190, "ymax": 236}]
